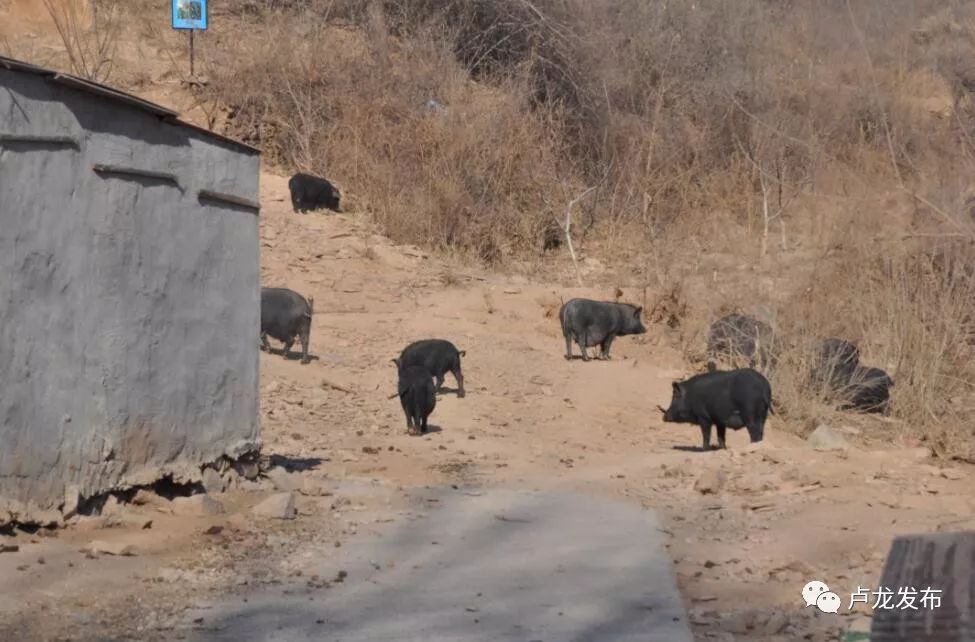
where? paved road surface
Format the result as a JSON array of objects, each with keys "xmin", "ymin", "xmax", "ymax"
[{"xmin": 180, "ymin": 488, "xmax": 693, "ymax": 642}]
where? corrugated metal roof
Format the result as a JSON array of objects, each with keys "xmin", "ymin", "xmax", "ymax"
[{"xmin": 0, "ymin": 54, "xmax": 260, "ymax": 155}]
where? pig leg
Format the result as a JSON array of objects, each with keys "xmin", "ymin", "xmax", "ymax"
[
  {"xmin": 299, "ymin": 326, "xmax": 311, "ymax": 365},
  {"xmin": 420, "ymin": 413, "xmax": 428, "ymax": 434},
  {"xmin": 434, "ymin": 374, "xmax": 445, "ymax": 392},
  {"xmin": 600, "ymin": 335, "xmax": 615, "ymax": 360},
  {"xmin": 716, "ymin": 425, "xmax": 727, "ymax": 449},
  {"xmin": 578, "ymin": 333, "xmax": 591, "ymax": 361},
  {"xmin": 564, "ymin": 335, "xmax": 573, "ymax": 360},
  {"xmin": 451, "ymin": 364, "xmax": 466, "ymax": 398},
  {"xmin": 282, "ymin": 338, "xmax": 295, "ymax": 359},
  {"xmin": 260, "ymin": 332, "xmax": 271, "ymax": 352},
  {"xmin": 744, "ymin": 404, "xmax": 765, "ymax": 443},
  {"xmin": 699, "ymin": 422, "xmax": 713, "ymax": 451}
]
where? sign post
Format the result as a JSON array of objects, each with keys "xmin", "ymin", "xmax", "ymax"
[{"xmin": 171, "ymin": 0, "xmax": 208, "ymax": 79}]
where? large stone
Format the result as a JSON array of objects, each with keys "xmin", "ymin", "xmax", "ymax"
[
  {"xmin": 84, "ymin": 540, "xmax": 137, "ymax": 556},
  {"xmin": 172, "ymin": 495, "xmax": 226, "ymax": 517},
  {"xmin": 252, "ymin": 493, "xmax": 296, "ymax": 520},
  {"xmin": 299, "ymin": 477, "xmax": 333, "ymax": 497},
  {"xmin": 62, "ymin": 485, "xmax": 81, "ymax": 520},
  {"xmin": 265, "ymin": 467, "xmax": 302, "ymax": 492},
  {"xmin": 694, "ymin": 469, "xmax": 726, "ymax": 495},
  {"xmin": 806, "ymin": 425, "xmax": 849, "ymax": 450},
  {"xmin": 202, "ymin": 467, "xmax": 228, "ymax": 494}
]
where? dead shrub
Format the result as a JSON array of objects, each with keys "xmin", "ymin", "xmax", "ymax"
[
  {"xmin": 770, "ymin": 246, "xmax": 975, "ymax": 456},
  {"xmin": 42, "ymin": 0, "xmax": 121, "ymax": 82}
]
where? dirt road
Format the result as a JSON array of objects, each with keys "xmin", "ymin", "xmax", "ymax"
[{"xmin": 1, "ymin": 173, "xmax": 972, "ymax": 641}]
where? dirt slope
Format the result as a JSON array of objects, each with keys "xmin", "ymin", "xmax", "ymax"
[{"xmin": 0, "ymin": 173, "xmax": 973, "ymax": 642}]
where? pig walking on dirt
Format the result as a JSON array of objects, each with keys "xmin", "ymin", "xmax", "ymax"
[
  {"xmin": 559, "ymin": 298, "xmax": 647, "ymax": 361},
  {"xmin": 394, "ymin": 339, "xmax": 466, "ymax": 397},
  {"xmin": 396, "ymin": 365, "xmax": 437, "ymax": 435},
  {"xmin": 260, "ymin": 287, "xmax": 314, "ymax": 364},
  {"xmin": 659, "ymin": 367, "xmax": 773, "ymax": 450}
]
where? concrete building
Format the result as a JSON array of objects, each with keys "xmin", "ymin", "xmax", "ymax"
[{"xmin": 0, "ymin": 56, "xmax": 262, "ymax": 525}]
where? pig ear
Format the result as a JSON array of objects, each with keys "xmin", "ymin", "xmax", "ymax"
[
  {"xmin": 671, "ymin": 381, "xmax": 682, "ymax": 393},
  {"xmin": 635, "ymin": 306, "xmax": 643, "ymax": 315}
]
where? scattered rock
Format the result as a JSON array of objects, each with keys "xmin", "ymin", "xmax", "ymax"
[
  {"xmin": 171, "ymin": 495, "xmax": 226, "ymax": 517},
  {"xmin": 252, "ymin": 493, "xmax": 296, "ymax": 520},
  {"xmin": 940, "ymin": 468, "xmax": 964, "ymax": 480},
  {"xmin": 265, "ymin": 467, "xmax": 302, "ymax": 492},
  {"xmin": 84, "ymin": 540, "xmax": 137, "ymax": 557},
  {"xmin": 362, "ymin": 446, "xmax": 380, "ymax": 455},
  {"xmin": 694, "ymin": 469, "xmax": 727, "ymax": 495},
  {"xmin": 62, "ymin": 485, "xmax": 81, "ymax": 519},
  {"xmin": 0, "ymin": 544, "xmax": 19, "ymax": 553},
  {"xmin": 202, "ymin": 525, "xmax": 224, "ymax": 536},
  {"xmin": 806, "ymin": 425, "xmax": 849, "ymax": 450},
  {"xmin": 238, "ymin": 460, "xmax": 261, "ymax": 481},
  {"xmin": 201, "ymin": 467, "xmax": 228, "ymax": 494}
]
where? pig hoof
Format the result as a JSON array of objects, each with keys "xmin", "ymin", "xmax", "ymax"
[
  {"xmin": 564, "ymin": 355, "xmax": 572, "ymax": 361},
  {"xmin": 300, "ymin": 359, "xmax": 311, "ymax": 365},
  {"xmin": 457, "ymin": 390, "xmax": 466, "ymax": 398}
]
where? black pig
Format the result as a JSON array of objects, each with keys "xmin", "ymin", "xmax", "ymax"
[
  {"xmin": 394, "ymin": 339, "xmax": 466, "ymax": 397},
  {"xmin": 288, "ymin": 172, "xmax": 341, "ymax": 213},
  {"xmin": 559, "ymin": 298, "xmax": 646, "ymax": 361},
  {"xmin": 397, "ymin": 365, "xmax": 437, "ymax": 435},
  {"xmin": 260, "ymin": 287, "xmax": 313, "ymax": 364},
  {"xmin": 843, "ymin": 366, "xmax": 894, "ymax": 414},
  {"xmin": 659, "ymin": 367, "xmax": 773, "ymax": 450}
]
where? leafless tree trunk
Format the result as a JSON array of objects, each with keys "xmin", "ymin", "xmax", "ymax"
[{"xmin": 559, "ymin": 185, "xmax": 598, "ymax": 286}]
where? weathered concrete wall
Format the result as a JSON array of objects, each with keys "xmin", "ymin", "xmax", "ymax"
[{"xmin": 0, "ymin": 69, "xmax": 261, "ymax": 523}]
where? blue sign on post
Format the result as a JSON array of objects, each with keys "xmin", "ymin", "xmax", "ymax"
[{"xmin": 172, "ymin": 0, "xmax": 207, "ymax": 30}]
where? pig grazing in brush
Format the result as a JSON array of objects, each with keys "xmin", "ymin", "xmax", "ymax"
[
  {"xmin": 810, "ymin": 337, "xmax": 861, "ymax": 391},
  {"xmin": 559, "ymin": 298, "xmax": 647, "ymax": 361},
  {"xmin": 260, "ymin": 287, "xmax": 313, "ymax": 364},
  {"xmin": 397, "ymin": 365, "xmax": 437, "ymax": 435},
  {"xmin": 844, "ymin": 365, "xmax": 894, "ymax": 414},
  {"xmin": 659, "ymin": 367, "xmax": 773, "ymax": 450},
  {"xmin": 394, "ymin": 339, "xmax": 466, "ymax": 397}
]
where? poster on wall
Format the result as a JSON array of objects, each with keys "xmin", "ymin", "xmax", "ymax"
[{"xmin": 172, "ymin": 0, "xmax": 207, "ymax": 30}]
